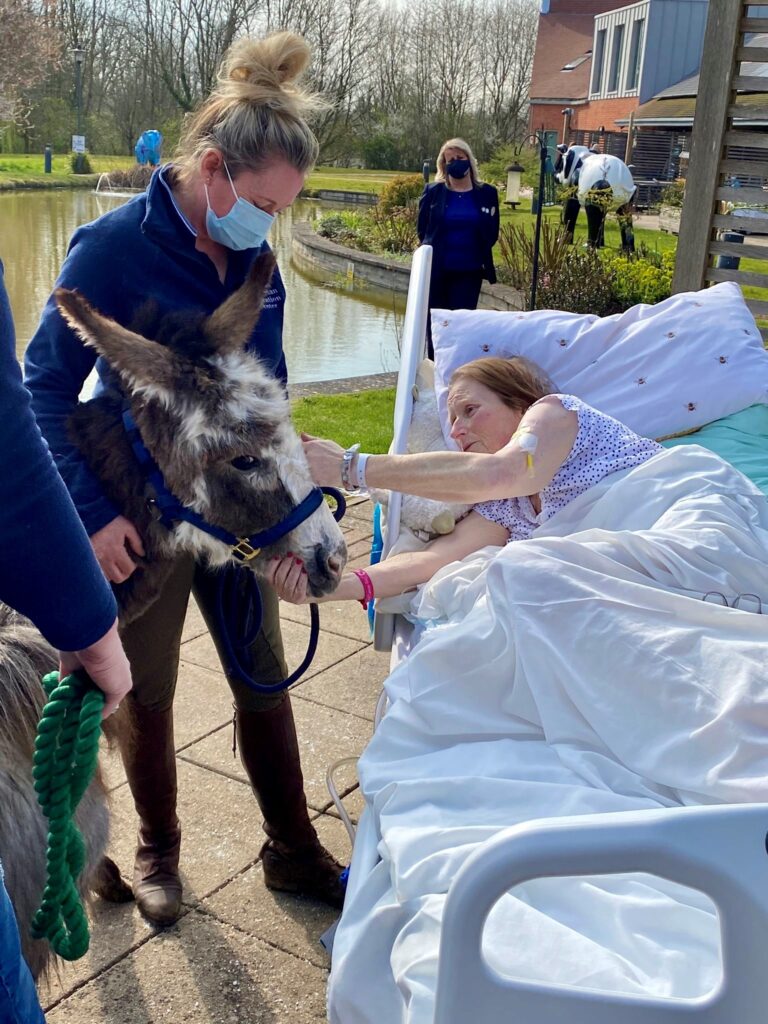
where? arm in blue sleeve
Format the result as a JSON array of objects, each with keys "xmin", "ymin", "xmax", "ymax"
[
  {"xmin": 24, "ymin": 226, "xmax": 121, "ymax": 536},
  {"xmin": 417, "ymin": 186, "xmax": 430, "ymax": 242},
  {"xmin": 489, "ymin": 186, "xmax": 500, "ymax": 247},
  {"xmin": 0, "ymin": 261, "xmax": 117, "ymax": 650}
]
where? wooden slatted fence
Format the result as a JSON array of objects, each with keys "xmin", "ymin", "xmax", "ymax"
[{"xmin": 673, "ymin": 0, "xmax": 768, "ymax": 341}]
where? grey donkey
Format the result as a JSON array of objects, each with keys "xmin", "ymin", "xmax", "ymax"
[
  {"xmin": 59, "ymin": 250, "xmax": 347, "ymax": 624},
  {"xmin": 0, "ymin": 251, "xmax": 347, "ymax": 979}
]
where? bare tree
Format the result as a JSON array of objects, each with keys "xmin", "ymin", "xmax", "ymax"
[
  {"xmin": 135, "ymin": 0, "xmax": 264, "ymax": 112},
  {"xmin": 476, "ymin": 0, "xmax": 538, "ymax": 149},
  {"xmin": 0, "ymin": 0, "xmax": 62, "ymax": 122},
  {"xmin": 8, "ymin": 0, "xmax": 538, "ymax": 163},
  {"xmin": 265, "ymin": 0, "xmax": 379, "ymax": 156}
]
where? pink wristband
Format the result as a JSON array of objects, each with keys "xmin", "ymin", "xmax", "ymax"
[{"xmin": 351, "ymin": 568, "xmax": 375, "ymax": 609}]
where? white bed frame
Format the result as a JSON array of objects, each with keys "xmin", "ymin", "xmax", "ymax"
[{"xmin": 340, "ymin": 245, "xmax": 768, "ymax": 1022}]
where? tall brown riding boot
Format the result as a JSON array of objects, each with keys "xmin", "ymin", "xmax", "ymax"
[
  {"xmin": 235, "ymin": 698, "xmax": 346, "ymax": 909},
  {"xmin": 121, "ymin": 701, "xmax": 182, "ymax": 925}
]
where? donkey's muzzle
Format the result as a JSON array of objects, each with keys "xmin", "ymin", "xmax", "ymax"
[{"xmin": 308, "ymin": 540, "xmax": 347, "ymax": 597}]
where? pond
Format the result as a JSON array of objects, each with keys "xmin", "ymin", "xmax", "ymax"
[{"xmin": 0, "ymin": 191, "xmax": 405, "ymax": 383}]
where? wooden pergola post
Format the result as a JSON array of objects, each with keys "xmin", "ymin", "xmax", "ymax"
[
  {"xmin": 673, "ymin": 0, "xmax": 768, "ymax": 337},
  {"xmin": 673, "ymin": 0, "xmax": 743, "ymax": 292}
]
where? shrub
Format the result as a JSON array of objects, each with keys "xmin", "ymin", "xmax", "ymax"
[
  {"xmin": 536, "ymin": 247, "xmax": 620, "ymax": 316},
  {"xmin": 70, "ymin": 152, "xmax": 93, "ymax": 174},
  {"xmin": 660, "ymin": 179, "xmax": 685, "ymax": 209},
  {"xmin": 367, "ymin": 205, "xmax": 419, "ymax": 254},
  {"xmin": 497, "ymin": 219, "xmax": 674, "ymax": 313},
  {"xmin": 378, "ymin": 174, "xmax": 424, "ymax": 213},
  {"xmin": 497, "ymin": 220, "xmax": 572, "ymax": 297},
  {"xmin": 603, "ymin": 250, "xmax": 674, "ymax": 307},
  {"xmin": 316, "ymin": 211, "xmax": 372, "ymax": 251}
]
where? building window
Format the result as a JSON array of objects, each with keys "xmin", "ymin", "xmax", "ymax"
[
  {"xmin": 562, "ymin": 52, "xmax": 591, "ymax": 72},
  {"xmin": 625, "ymin": 17, "xmax": 644, "ymax": 90},
  {"xmin": 608, "ymin": 23, "xmax": 625, "ymax": 92},
  {"xmin": 591, "ymin": 28, "xmax": 606, "ymax": 93}
]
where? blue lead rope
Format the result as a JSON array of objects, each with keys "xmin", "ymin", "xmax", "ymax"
[
  {"xmin": 121, "ymin": 402, "xmax": 346, "ymax": 693},
  {"xmin": 213, "ymin": 489, "xmax": 346, "ymax": 694}
]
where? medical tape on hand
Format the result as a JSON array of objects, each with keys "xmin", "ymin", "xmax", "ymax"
[{"xmin": 513, "ymin": 426, "xmax": 538, "ymax": 474}]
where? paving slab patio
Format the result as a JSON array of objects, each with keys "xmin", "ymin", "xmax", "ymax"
[{"xmin": 41, "ymin": 500, "xmax": 391, "ymax": 1024}]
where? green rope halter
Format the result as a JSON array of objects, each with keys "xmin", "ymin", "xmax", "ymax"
[{"xmin": 30, "ymin": 670, "xmax": 104, "ymax": 961}]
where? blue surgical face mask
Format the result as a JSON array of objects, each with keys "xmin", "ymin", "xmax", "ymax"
[
  {"xmin": 205, "ymin": 162, "xmax": 275, "ymax": 250},
  {"xmin": 446, "ymin": 157, "xmax": 471, "ymax": 179}
]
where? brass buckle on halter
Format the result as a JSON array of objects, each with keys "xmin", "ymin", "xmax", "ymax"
[{"xmin": 232, "ymin": 539, "xmax": 261, "ymax": 562}]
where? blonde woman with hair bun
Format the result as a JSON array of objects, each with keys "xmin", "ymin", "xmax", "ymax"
[
  {"xmin": 418, "ymin": 137, "xmax": 500, "ymax": 358},
  {"xmin": 25, "ymin": 32, "xmax": 346, "ymax": 922}
]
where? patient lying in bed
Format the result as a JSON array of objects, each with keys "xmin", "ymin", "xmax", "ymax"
[
  {"xmin": 269, "ymin": 354, "xmax": 663, "ymax": 607},
  {"xmin": 318, "ymin": 363, "xmax": 768, "ymax": 1024}
]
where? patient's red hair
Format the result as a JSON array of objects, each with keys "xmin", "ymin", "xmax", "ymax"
[{"xmin": 450, "ymin": 356, "xmax": 555, "ymax": 414}]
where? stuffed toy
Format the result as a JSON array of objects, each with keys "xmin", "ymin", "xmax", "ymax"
[{"xmin": 370, "ymin": 360, "xmax": 471, "ymax": 538}]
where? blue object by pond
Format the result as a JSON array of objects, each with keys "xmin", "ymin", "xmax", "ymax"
[
  {"xmin": 339, "ymin": 866, "xmax": 350, "ymax": 890},
  {"xmin": 134, "ymin": 129, "xmax": 163, "ymax": 166}
]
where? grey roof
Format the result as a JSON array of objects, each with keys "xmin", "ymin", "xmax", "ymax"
[
  {"xmin": 654, "ymin": 73, "xmax": 699, "ymax": 99},
  {"xmin": 649, "ymin": 31, "xmax": 768, "ymax": 102}
]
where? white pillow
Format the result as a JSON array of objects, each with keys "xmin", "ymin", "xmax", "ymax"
[{"xmin": 432, "ymin": 282, "xmax": 768, "ymax": 443}]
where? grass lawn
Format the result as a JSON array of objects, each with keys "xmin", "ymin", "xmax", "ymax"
[
  {"xmin": 0, "ymin": 153, "xmax": 135, "ymax": 188},
  {"xmin": 292, "ymin": 388, "xmax": 395, "ymax": 453},
  {"xmin": 0, "ymin": 155, "xmax": 401, "ymax": 194},
  {"xmin": 306, "ymin": 167, "xmax": 405, "ymax": 194}
]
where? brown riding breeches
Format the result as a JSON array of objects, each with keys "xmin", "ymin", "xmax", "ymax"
[{"xmin": 119, "ymin": 556, "xmax": 288, "ymax": 714}]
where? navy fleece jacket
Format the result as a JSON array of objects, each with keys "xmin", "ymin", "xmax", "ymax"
[
  {"xmin": 0, "ymin": 259, "xmax": 116, "ymax": 649},
  {"xmin": 24, "ymin": 165, "xmax": 287, "ymax": 537}
]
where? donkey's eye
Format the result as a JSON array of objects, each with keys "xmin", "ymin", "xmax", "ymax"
[{"xmin": 231, "ymin": 456, "xmax": 260, "ymax": 471}]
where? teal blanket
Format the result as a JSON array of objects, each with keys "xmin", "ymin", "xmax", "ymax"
[{"xmin": 662, "ymin": 404, "xmax": 768, "ymax": 496}]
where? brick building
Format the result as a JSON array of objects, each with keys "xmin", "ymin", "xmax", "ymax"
[{"xmin": 529, "ymin": 0, "xmax": 709, "ymax": 159}]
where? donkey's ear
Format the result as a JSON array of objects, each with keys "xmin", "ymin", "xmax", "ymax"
[
  {"xmin": 55, "ymin": 288, "xmax": 176, "ymax": 393},
  {"xmin": 204, "ymin": 251, "xmax": 277, "ymax": 353}
]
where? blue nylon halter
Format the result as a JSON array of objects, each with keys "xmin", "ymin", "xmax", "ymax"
[
  {"xmin": 121, "ymin": 404, "xmax": 325, "ymax": 561},
  {"xmin": 121, "ymin": 402, "xmax": 346, "ymax": 694}
]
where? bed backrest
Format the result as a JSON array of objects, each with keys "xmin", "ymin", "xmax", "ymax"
[
  {"xmin": 434, "ymin": 804, "xmax": 768, "ymax": 1024},
  {"xmin": 372, "ymin": 245, "xmax": 431, "ymax": 652}
]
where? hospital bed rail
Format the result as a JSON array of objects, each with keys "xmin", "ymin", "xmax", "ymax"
[
  {"xmin": 435, "ymin": 803, "xmax": 768, "ymax": 1023},
  {"xmin": 372, "ymin": 244, "xmax": 432, "ymax": 653}
]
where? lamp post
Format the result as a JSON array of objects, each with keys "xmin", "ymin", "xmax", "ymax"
[
  {"xmin": 514, "ymin": 132, "xmax": 549, "ymax": 311},
  {"xmin": 72, "ymin": 44, "xmax": 86, "ymax": 173}
]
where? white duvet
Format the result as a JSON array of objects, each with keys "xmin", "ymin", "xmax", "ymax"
[{"xmin": 328, "ymin": 446, "xmax": 768, "ymax": 1024}]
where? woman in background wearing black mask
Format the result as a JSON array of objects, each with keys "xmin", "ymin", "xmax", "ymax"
[{"xmin": 417, "ymin": 138, "xmax": 500, "ymax": 358}]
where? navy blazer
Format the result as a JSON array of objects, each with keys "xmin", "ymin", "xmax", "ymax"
[{"xmin": 417, "ymin": 180, "xmax": 500, "ymax": 284}]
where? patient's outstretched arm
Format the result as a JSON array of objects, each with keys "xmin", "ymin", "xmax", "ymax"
[
  {"xmin": 268, "ymin": 511, "xmax": 508, "ymax": 605},
  {"xmin": 303, "ymin": 398, "xmax": 578, "ymax": 504}
]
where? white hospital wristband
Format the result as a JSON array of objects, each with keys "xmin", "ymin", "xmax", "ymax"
[{"xmin": 357, "ymin": 453, "xmax": 371, "ymax": 491}]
